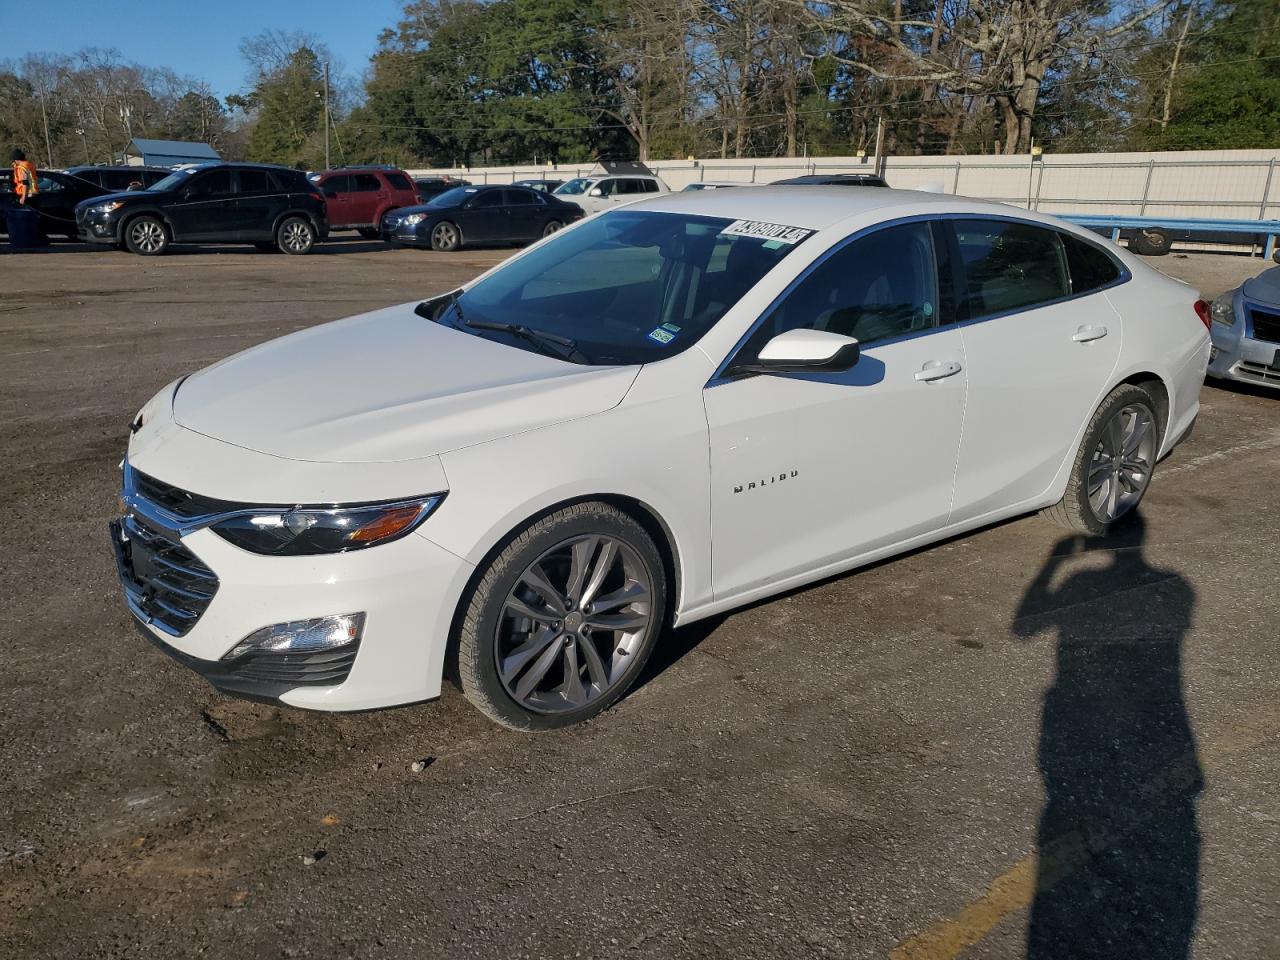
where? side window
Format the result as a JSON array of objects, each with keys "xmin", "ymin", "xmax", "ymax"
[
  {"xmin": 739, "ymin": 221, "xmax": 940, "ymax": 360},
  {"xmin": 597, "ymin": 180, "xmax": 619, "ymax": 196},
  {"xmin": 188, "ymin": 170, "xmax": 233, "ymax": 197},
  {"xmin": 386, "ymin": 172, "xmax": 412, "ymax": 191},
  {"xmin": 104, "ymin": 171, "xmax": 134, "ymax": 191},
  {"xmin": 641, "ymin": 179, "xmax": 659, "ymax": 193},
  {"xmin": 1060, "ymin": 232, "xmax": 1122, "ymax": 294},
  {"xmin": 952, "ymin": 219, "xmax": 1069, "ymax": 318},
  {"xmin": 473, "ymin": 190, "xmax": 508, "ymax": 208},
  {"xmin": 35, "ymin": 175, "xmax": 65, "ymax": 193},
  {"xmin": 503, "ymin": 188, "xmax": 539, "ymax": 205},
  {"xmin": 322, "ymin": 174, "xmax": 351, "ymax": 194},
  {"xmin": 237, "ymin": 170, "xmax": 271, "ymax": 193},
  {"xmin": 353, "ymin": 173, "xmax": 381, "ymax": 192}
]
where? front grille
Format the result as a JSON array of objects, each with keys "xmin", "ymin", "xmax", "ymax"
[
  {"xmin": 111, "ymin": 515, "xmax": 219, "ymax": 636},
  {"xmin": 382, "ymin": 214, "xmax": 401, "ymax": 229},
  {"xmin": 132, "ymin": 469, "xmax": 246, "ymax": 519},
  {"xmin": 1249, "ymin": 308, "xmax": 1280, "ymax": 345},
  {"xmin": 1237, "ymin": 361, "xmax": 1280, "ymax": 384}
]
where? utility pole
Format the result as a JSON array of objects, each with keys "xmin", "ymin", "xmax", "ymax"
[
  {"xmin": 39, "ymin": 90, "xmax": 53, "ymax": 166},
  {"xmin": 323, "ymin": 61, "xmax": 331, "ymax": 171}
]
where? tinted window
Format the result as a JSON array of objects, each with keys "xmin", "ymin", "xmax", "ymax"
[
  {"xmin": 432, "ymin": 211, "xmax": 804, "ymax": 365},
  {"xmin": 353, "ymin": 173, "xmax": 381, "ymax": 191},
  {"xmin": 427, "ymin": 187, "xmax": 475, "ymax": 207},
  {"xmin": 472, "ymin": 190, "xmax": 507, "ymax": 208},
  {"xmin": 386, "ymin": 172, "xmax": 412, "ymax": 191},
  {"xmin": 322, "ymin": 174, "xmax": 351, "ymax": 193},
  {"xmin": 238, "ymin": 170, "xmax": 272, "ymax": 193},
  {"xmin": 615, "ymin": 179, "xmax": 643, "ymax": 195},
  {"xmin": 641, "ymin": 179, "xmax": 659, "ymax": 193},
  {"xmin": 503, "ymin": 188, "xmax": 540, "ymax": 205},
  {"xmin": 35, "ymin": 175, "xmax": 65, "ymax": 193},
  {"xmin": 1061, "ymin": 232, "xmax": 1122, "ymax": 294},
  {"xmin": 952, "ymin": 219, "xmax": 1069, "ymax": 318},
  {"xmin": 141, "ymin": 170, "xmax": 169, "ymax": 186},
  {"xmin": 188, "ymin": 170, "xmax": 234, "ymax": 197},
  {"xmin": 739, "ymin": 221, "xmax": 939, "ymax": 359}
]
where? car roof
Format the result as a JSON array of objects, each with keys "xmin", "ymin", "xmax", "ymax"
[{"xmin": 633, "ymin": 186, "xmax": 1022, "ymax": 232}]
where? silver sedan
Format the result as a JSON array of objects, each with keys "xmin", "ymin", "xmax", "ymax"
[{"xmin": 1207, "ymin": 253, "xmax": 1280, "ymax": 390}]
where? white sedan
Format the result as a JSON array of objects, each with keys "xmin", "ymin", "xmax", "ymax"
[{"xmin": 113, "ymin": 188, "xmax": 1211, "ymax": 729}]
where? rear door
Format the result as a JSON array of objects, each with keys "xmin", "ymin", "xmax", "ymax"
[
  {"xmin": 232, "ymin": 168, "xmax": 280, "ymax": 240},
  {"xmin": 320, "ymin": 174, "xmax": 352, "ymax": 226},
  {"xmin": 946, "ymin": 218, "xmax": 1124, "ymax": 522},
  {"xmin": 384, "ymin": 171, "xmax": 417, "ymax": 211},
  {"xmin": 503, "ymin": 188, "xmax": 543, "ymax": 240}
]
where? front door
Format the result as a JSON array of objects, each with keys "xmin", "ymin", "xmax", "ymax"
[
  {"xmin": 704, "ymin": 220, "xmax": 968, "ymax": 598},
  {"xmin": 463, "ymin": 189, "xmax": 510, "ymax": 243},
  {"xmin": 167, "ymin": 169, "xmax": 238, "ymax": 241},
  {"xmin": 320, "ymin": 174, "xmax": 352, "ymax": 227},
  {"xmin": 231, "ymin": 168, "xmax": 280, "ymax": 240},
  {"xmin": 944, "ymin": 218, "xmax": 1124, "ymax": 522}
]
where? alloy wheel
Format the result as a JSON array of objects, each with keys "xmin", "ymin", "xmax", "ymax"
[
  {"xmin": 130, "ymin": 219, "xmax": 165, "ymax": 254},
  {"xmin": 495, "ymin": 534, "xmax": 654, "ymax": 713},
  {"xmin": 432, "ymin": 222, "xmax": 458, "ymax": 250},
  {"xmin": 542, "ymin": 220, "xmax": 563, "ymax": 237},
  {"xmin": 1088, "ymin": 403, "xmax": 1156, "ymax": 522},
  {"xmin": 280, "ymin": 220, "xmax": 312, "ymax": 253}
]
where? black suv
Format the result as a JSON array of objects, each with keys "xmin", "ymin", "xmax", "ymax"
[
  {"xmin": 65, "ymin": 165, "xmax": 172, "ymax": 192},
  {"xmin": 76, "ymin": 163, "xmax": 329, "ymax": 255}
]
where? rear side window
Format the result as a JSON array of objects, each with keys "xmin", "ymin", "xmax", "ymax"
[
  {"xmin": 386, "ymin": 172, "xmax": 412, "ymax": 191},
  {"xmin": 641, "ymin": 179, "xmax": 659, "ymax": 193},
  {"xmin": 952, "ymin": 219, "xmax": 1069, "ymax": 319},
  {"xmin": 238, "ymin": 170, "xmax": 271, "ymax": 193},
  {"xmin": 1060, "ymin": 232, "xmax": 1122, "ymax": 294},
  {"xmin": 503, "ymin": 188, "xmax": 541, "ymax": 205},
  {"xmin": 353, "ymin": 173, "xmax": 381, "ymax": 191}
]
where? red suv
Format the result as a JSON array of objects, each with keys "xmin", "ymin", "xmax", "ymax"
[{"xmin": 312, "ymin": 166, "xmax": 419, "ymax": 238}]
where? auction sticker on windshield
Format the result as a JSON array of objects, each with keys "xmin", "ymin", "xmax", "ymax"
[{"xmin": 719, "ymin": 220, "xmax": 813, "ymax": 245}]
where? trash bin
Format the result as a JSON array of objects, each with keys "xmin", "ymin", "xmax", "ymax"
[{"xmin": 6, "ymin": 206, "xmax": 43, "ymax": 250}]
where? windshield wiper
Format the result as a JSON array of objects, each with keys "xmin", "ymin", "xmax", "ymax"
[{"xmin": 463, "ymin": 319, "xmax": 587, "ymax": 362}]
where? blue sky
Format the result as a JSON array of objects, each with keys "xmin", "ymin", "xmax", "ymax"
[{"xmin": 0, "ymin": 0, "xmax": 406, "ymax": 98}]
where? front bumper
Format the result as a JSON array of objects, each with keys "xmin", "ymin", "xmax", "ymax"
[
  {"xmin": 76, "ymin": 207, "xmax": 121, "ymax": 244},
  {"xmin": 1207, "ymin": 292, "xmax": 1280, "ymax": 390},
  {"xmin": 109, "ymin": 468, "xmax": 474, "ymax": 711},
  {"xmin": 379, "ymin": 213, "xmax": 431, "ymax": 246}
]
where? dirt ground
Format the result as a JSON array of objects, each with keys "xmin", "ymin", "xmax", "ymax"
[{"xmin": 1, "ymin": 237, "xmax": 1277, "ymax": 960}]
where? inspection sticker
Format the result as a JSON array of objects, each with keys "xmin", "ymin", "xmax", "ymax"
[
  {"xmin": 719, "ymin": 219, "xmax": 813, "ymax": 245},
  {"xmin": 647, "ymin": 327, "xmax": 677, "ymax": 345}
]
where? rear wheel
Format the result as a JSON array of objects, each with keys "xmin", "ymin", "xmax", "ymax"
[
  {"xmin": 541, "ymin": 219, "xmax": 563, "ymax": 238},
  {"xmin": 276, "ymin": 216, "xmax": 315, "ymax": 255},
  {"xmin": 455, "ymin": 502, "xmax": 666, "ymax": 730},
  {"xmin": 123, "ymin": 216, "xmax": 168, "ymax": 256},
  {"xmin": 430, "ymin": 221, "xmax": 461, "ymax": 252},
  {"xmin": 1043, "ymin": 384, "xmax": 1161, "ymax": 536},
  {"xmin": 1131, "ymin": 228, "xmax": 1171, "ymax": 256}
]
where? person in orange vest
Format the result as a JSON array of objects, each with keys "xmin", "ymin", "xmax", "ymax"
[{"xmin": 11, "ymin": 149, "xmax": 39, "ymax": 204}]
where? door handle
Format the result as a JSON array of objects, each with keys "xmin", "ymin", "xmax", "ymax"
[
  {"xmin": 1073, "ymin": 325, "xmax": 1108, "ymax": 343},
  {"xmin": 915, "ymin": 359, "xmax": 963, "ymax": 382}
]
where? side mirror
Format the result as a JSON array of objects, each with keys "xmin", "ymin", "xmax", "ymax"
[
  {"xmin": 732, "ymin": 329, "xmax": 861, "ymax": 376},
  {"xmin": 588, "ymin": 187, "xmax": 604, "ymax": 197}
]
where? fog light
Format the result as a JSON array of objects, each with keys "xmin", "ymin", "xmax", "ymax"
[{"xmin": 225, "ymin": 612, "xmax": 365, "ymax": 660}]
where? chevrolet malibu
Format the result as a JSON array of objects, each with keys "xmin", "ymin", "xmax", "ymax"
[{"xmin": 112, "ymin": 188, "xmax": 1211, "ymax": 730}]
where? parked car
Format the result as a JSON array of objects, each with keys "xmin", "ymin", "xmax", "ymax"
[
  {"xmin": 1, "ymin": 168, "xmax": 109, "ymax": 239},
  {"xmin": 775, "ymin": 173, "xmax": 889, "ymax": 187},
  {"xmin": 65, "ymin": 165, "xmax": 172, "ymax": 192},
  {"xmin": 513, "ymin": 178, "xmax": 564, "ymax": 193},
  {"xmin": 312, "ymin": 166, "xmax": 419, "ymax": 238},
  {"xmin": 682, "ymin": 181, "xmax": 748, "ymax": 191},
  {"xmin": 1206, "ymin": 251, "xmax": 1280, "ymax": 390},
  {"xmin": 414, "ymin": 177, "xmax": 471, "ymax": 202},
  {"xmin": 76, "ymin": 162, "xmax": 329, "ymax": 256},
  {"xmin": 552, "ymin": 173, "xmax": 669, "ymax": 215},
  {"xmin": 381, "ymin": 183, "xmax": 583, "ymax": 251},
  {"xmin": 112, "ymin": 187, "xmax": 1209, "ymax": 729}
]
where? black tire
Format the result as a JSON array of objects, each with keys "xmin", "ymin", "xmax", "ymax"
[
  {"xmin": 1131, "ymin": 228, "xmax": 1171, "ymax": 256},
  {"xmin": 455, "ymin": 502, "xmax": 668, "ymax": 731},
  {"xmin": 254, "ymin": 241, "xmax": 279, "ymax": 253},
  {"xmin": 430, "ymin": 220, "xmax": 461, "ymax": 252},
  {"xmin": 541, "ymin": 219, "xmax": 563, "ymax": 238},
  {"xmin": 358, "ymin": 227, "xmax": 380, "ymax": 239},
  {"xmin": 1043, "ymin": 384, "xmax": 1162, "ymax": 536},
  {"xmin": 276, "ymin": 216, "xmax": 315, "ymax": 255},
  {"xmin": 123, "ymin": 215, "xmax": 168, "ymax": 256}
]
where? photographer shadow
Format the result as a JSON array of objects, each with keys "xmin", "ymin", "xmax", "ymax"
[{"xmin": 1014, "ymin": 514, "xmax": 1202, "ymax": 959}]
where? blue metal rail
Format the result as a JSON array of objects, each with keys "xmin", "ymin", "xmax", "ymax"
[{"xmin": 1058, "ymin": 214, "xmax": 1280, "ymax": 259}]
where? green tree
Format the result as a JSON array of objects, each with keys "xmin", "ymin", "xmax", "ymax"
[{"xmin": 242, "ymin": 45, "xmax": 325, "ymax": 166}]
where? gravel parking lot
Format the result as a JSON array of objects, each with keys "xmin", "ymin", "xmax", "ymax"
[{"xmin": 2, "ymin": 239, "xmax": 1277, "ymax": 959}]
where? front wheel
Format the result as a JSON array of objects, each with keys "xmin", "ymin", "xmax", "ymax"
[
  {"xmin": 124, "ymin": 216, "xmax": 168, "ymax": 256},
  {"xmin": 430, "ymin": 221, "xmax": 460, "ymax": 252},
  {"xmin": 1043, "ymin": 384, "xmax": 1161, "ymax": 536},
  {"xmin": 276, "ymin": 216, "xmax": 315, "ymax": 255},
  {"xmin": 455, "ymin": 502, "xmax": 667, "ymax": 730}
]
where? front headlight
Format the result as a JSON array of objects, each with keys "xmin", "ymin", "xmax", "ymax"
[
  {"xmin": 210, "ymin": 494, "xmax": 446, "ymax": 556},
  {"xmin": 1210, "ymin": 290, "xmax": 1237, "ymax": 327},
  {"xmin": 401, "ymin": 213, "xmax": 427, "ymax": 225},
  {"xmin": 91, "ymin": 200, "xmax": 125, "ymax": 215}
]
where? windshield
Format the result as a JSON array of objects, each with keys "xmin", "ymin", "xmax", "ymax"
[
  {"xmin": 553, "ymin": 178, "xmax": 594, "ymax": 196},
  {"xmin": 147, "ymin": 169, "xmax": 196, "ymax": 191},
  {"xmin": 429, "ymin": 210, "xmax": 809, "ymax": 365},
  {"xmin": 427, "ymin": 186, "xmax": 476, "ymax": 207}
]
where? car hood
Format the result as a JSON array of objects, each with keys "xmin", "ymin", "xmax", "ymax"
[
  {"xmin": 1242, "ymin": 265, "xmax": 1280, "ymax": 305},
  {"xmin": 75, "ymin": 189, "xmax": 171, "ymax": 210},
  {"xmin": 172, "ymin": 302, "xmax": 640, "ymax": 463}
]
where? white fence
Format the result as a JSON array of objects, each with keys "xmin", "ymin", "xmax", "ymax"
[{"xmin": 410, "ymin": 148, "xmax": 1280, "ymax": 223}]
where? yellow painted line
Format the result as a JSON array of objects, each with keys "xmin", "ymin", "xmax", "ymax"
[{"xmin": 890, "ymin": 710, "xmax": 1276, "ymax": 960}]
